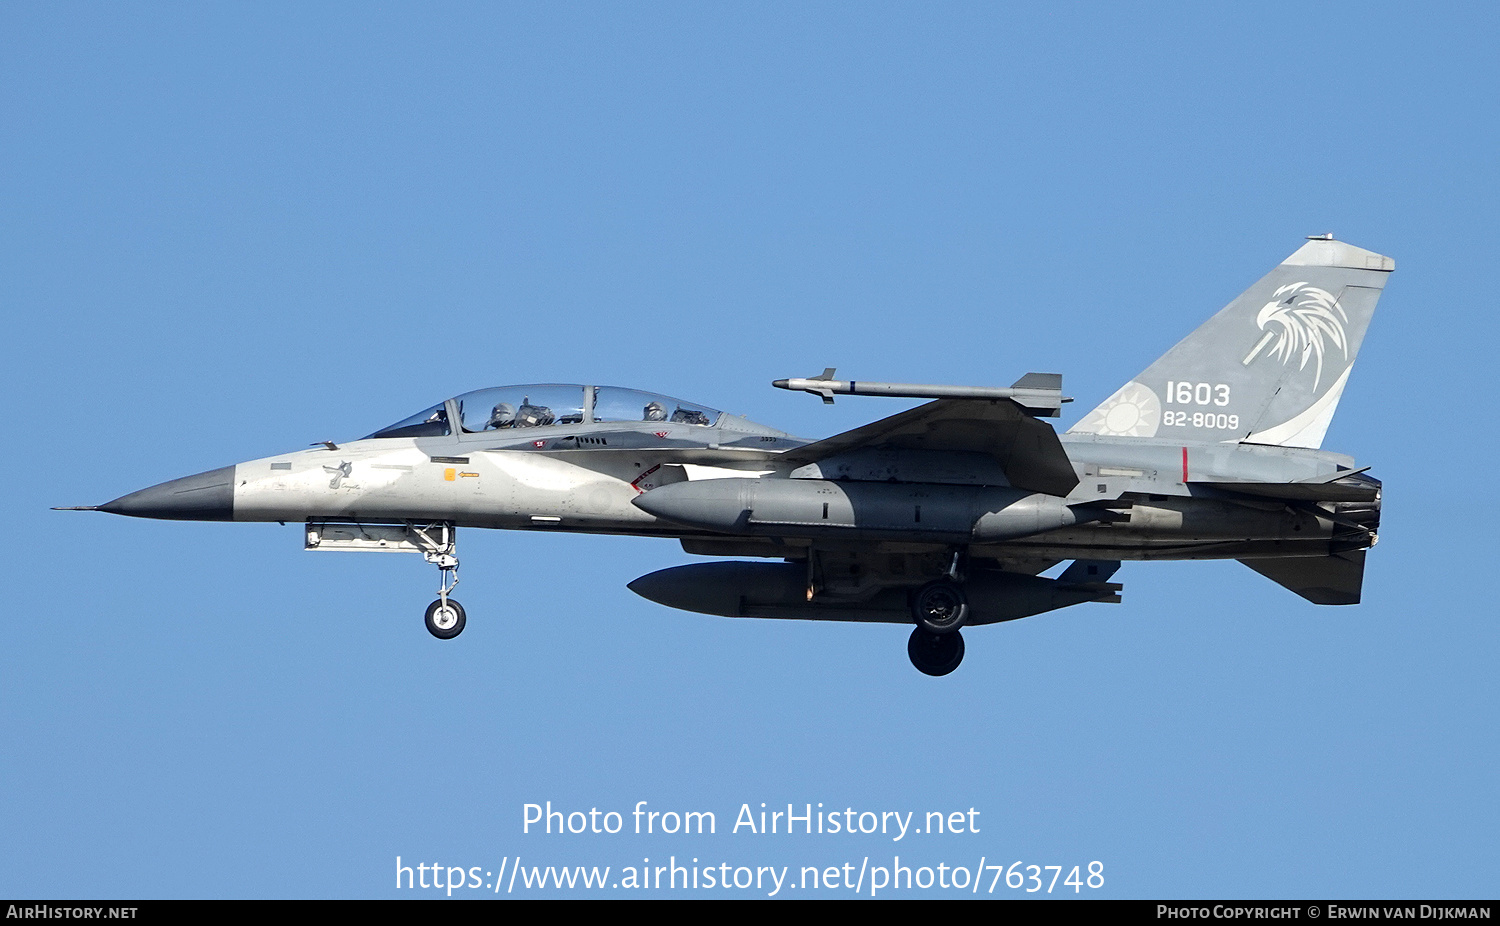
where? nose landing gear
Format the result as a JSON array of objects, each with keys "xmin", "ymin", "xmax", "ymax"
[
  {"xmin": 414, "ymin": 523, "xmax": 464, "ymax": 640},
  {"xmin": 304, "ymin": 520, "xmax": 468, "ymax": 639}
]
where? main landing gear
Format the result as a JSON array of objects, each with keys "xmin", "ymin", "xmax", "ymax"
[
  {"xmin": 907, "ymin": 578, "xmax": 968, "ymax": 676},
  {"xmin": 908, "ymin": 627, "xmax": 965, "ymax": 677}
]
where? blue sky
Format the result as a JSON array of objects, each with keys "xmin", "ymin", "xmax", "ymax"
[{"xmin": 3, "ymin": 3, "xmax": 1497, "ymax": 898}]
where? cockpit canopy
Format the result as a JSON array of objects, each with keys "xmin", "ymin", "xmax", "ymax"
[{"xmin": 365, "ymin": 385, "xmax": 723, "ymax": 440}]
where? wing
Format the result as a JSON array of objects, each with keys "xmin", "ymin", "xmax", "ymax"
[{"xmin": 781, "ymin": 398, "xmax": 1079, "ymax": 497}]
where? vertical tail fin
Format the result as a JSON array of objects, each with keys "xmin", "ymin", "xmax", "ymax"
[{"xmin": 1068, "ymin": 237, "xmax": 1394, "ymax": 448}]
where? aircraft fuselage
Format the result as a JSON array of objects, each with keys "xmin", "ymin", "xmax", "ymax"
[{"xmin": 102, "ymin": 424, "xmax": 1378, "ymax": 563}]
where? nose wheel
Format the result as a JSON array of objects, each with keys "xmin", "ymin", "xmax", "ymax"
[{"xmin": 425, "ymin": 597, "xmax": 466, "ymax": 639}]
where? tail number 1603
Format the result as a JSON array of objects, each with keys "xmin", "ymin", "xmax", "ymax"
[{"xmin": 1166, "ymin": 381, "xmax": 1230, "ymax": 406}]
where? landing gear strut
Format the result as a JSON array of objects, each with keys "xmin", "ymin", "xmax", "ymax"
[{"xmin": 415, "ymin": 523, "xmax": 464, "ymax": 640}]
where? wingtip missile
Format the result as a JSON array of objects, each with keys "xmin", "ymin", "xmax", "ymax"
[
  {"xmin": 773, "ymin": 371, "xmax": 1071, "ymax": 415},
  {"xmin": 774, "ymin": 371, "xmax": 837, "ymax": 403}
]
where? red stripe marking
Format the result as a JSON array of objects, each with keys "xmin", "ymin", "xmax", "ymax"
[
  {"xmin": 1181, "ymin": 447, "xmax": 1189, "ymax": 482},
  {"xmin": 630, "ymin": 464, "xmax": 662, "ymax": 494}
]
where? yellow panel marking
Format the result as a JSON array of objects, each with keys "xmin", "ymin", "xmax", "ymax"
[
  {"xmin": 443, "ymin": 468, "xmax": 456, "ymax": 481},
  {"xmin": 460, "ymin": 472, "xmax": 479, "ymax": 478}
]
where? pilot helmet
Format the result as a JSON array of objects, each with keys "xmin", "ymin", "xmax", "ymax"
[
  {"xmin": 487, "ymin": 403, "xmax": 516, "ymax": 428},
  {"xmin": 644, "ymin": 401, "xmax": 667, "ymax": 421}
]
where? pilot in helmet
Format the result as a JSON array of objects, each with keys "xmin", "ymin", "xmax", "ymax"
[
  {"xmin": 487, "ymin": 403, "xmax": 517, "ymax": 429},
  {"xmin": 643, "ymin": 401, "xmax": 668, "ymax": 422}
]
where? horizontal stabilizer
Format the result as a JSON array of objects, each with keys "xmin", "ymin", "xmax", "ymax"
[
  {"xmin": 1239, "ymin": 550, "xmax": 1366, "ymax": 605},
  {"xmin": 781, "ymin": 398, "xmax": 1079, "ymax": 496}
]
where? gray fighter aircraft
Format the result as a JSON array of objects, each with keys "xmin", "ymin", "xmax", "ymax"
[{"xmin": 62, "ymin": 236, "xmax": 1390, "ymax": 675}]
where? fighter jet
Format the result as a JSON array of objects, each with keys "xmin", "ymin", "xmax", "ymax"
[{"xmin": 62, "ymin": 236, "xmax": 1390, "ymax": 675}]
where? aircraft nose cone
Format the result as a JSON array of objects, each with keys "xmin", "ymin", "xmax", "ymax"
[{"xmin": 98, "ymin": 465, "xmax": 237, "ymax": 521}]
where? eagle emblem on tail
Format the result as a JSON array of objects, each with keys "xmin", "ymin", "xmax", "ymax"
[{"xmin": 1240, "ymin": 282, "xmax": 1349, "ymax": 390}]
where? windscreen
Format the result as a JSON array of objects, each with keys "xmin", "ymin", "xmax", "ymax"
[{"xmin": 364, "ymin": 403, "xmax": 451, "ymax": 439}]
